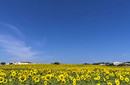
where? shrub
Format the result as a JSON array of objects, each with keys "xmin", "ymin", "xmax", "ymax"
[
  {"xmin": 84, "ymin": 63, "xmax": 90, "ymax": 65},
  {"xmin": 117, "ymin": 63, "xmax": 126, "ymax": 66},
  {"xmin": 9, "ymin": 63, "xmax": 13, "ymax": 65},
  {"xmin": 0, "ymin": 62, "xmax": 6, "ymax": 65},
  {"xmin": 54, "ymin": 62, "xmax": 60, "ymax": 65},
  {"xmin": 92, "ymin": 63, "xmax": 100, "ymax": 65},
  {"xmin": 107, "ymin": 63, "xmax": 114, "ymax": 66}
]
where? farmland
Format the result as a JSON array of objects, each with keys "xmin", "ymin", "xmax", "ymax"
[{"xmin": 0, "ymin": 64, "xmax": 130, "ymax": 85}]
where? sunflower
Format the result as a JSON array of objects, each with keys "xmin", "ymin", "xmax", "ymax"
[
  {"xmin": 73, "ymin": 78, "xmax": 76, "ymax": 83},
  {"xmin": 11, "ymin": 71, "xmax": 16, "ymax": 76},
  {"xmin": 103, "ymin": 78, "xmax": 106, "ymax": 81},
  {"xmin": 93, "ymin": 76, "xmax": 100, "ymax": 80},
  {"xmin": 72, "ymin": 71, "xmax": 76, "ymax": 74},
  {"xmin": 107, "ymin": 82, "xmax": 112, "ymax": 85},
  {"xmin": 76, "ymin": 76, "xmax": 80, "ymax": 81},
  {"xmin": 73, "ymin": 81, "xmax": 76, "ymax": 85},
  {"xmin": 19, "ymin": 75, "xmax": 27, "ymax": 82},
  {"xmin": 3, "ymin": 79, "xmax": 7, "ymax": 83},
  {"xmin": 10, "ymin": 75, "xmax": 14, "ymax": 78},
  {"xmin": 9, "ymin": 78, "xmax": 12, "ymax": 82},
  {"xmin": 115, "ymin": 79, "xmax": 120, "ymax": 85},
  {"xmin": 45, "ymin": 74, "xmax": 52, "ymax": 81},
  {"xmin": 58, "ymin": 74, "xmax": 64, "ymax": 80},
  {"xmin": 0, "ymin": 77, "xmax": 4, "ymax": 83},
  {"xmin": 106, "ymin": 75, "xmax": 109, "ymax": 79},
  {"xmin": 0, "ymin": 72, "xmax": 6, "ymax": 77},
  {"xmin": 27, "ymin": 73, "xmax": 32, "ymax": 78},
  {"xmin": 80, "ymin": 75, "xmax": 84, "ymax": 80},
  {"xmin": 61, "ymin": 79, "xmax": 66, "ymax": 84},
  {"xmin": 86, "ymin": 75, "xmax": 91, "ymax": 79},
  {"xmin": 125, "ymin": 77, "xmax": 129, "ymax": 82},
  {"xmin": 34, "ymin": 77, "xmax": 40, "ymax": 82},
  {"xmin": 32, "ymin": 72, "xmax": 36, "ymax": 75},
  {"xmin": 41, "ymin": 76, "xmax": 46, "ymax": 80},
  {"xmin": 44, "ymin": 81, "xmax": 47, "ymax": 85},
  {"xmin": 120, "ymin": 75, "xmax": 124, "ymax": 80}
]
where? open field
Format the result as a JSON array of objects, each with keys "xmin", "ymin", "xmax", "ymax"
[{"xmin": 0, "ymin": 64, "xmax": 130, "ymax": 85}]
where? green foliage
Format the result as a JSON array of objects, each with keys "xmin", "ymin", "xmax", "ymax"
[
  {"xmin": 9, "ymin": 63, "xmax": 13, "ymax": 65},
  {"xmin": 53, "ymin": 62, "xmax": 60, "ymax": 65},
  {"xmin": 1, "ymin": 62, "xmax": 6, "ymax": 65},
  {"xmin": 106, "ymin": 63, "xmax": 114, "ymax": 66},
  {"xmin": 84, "ymin": 63, "xmax": 90, "ymax": 65},
  {"xmin": 92, "ymin": 63, "xmax": 100, "ymax": 65},
  {"xmin": 117, "ymin": 63, "xmax": 126, "ymax": 66}
]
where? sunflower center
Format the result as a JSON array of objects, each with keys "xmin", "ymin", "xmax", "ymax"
[
  {"xmin": 21, "ymin": 77, "xmax": 25, "ymax": 80},
  {"xmin": 36, "ymin": 78, "xmax": 38, "ymax": 80},
  {"xmin": 0, "ymin": 78, "xmax": 3, "ymax": 81}
]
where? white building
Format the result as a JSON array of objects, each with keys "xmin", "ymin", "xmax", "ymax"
[
  {"xmin": 99, "ymin": 64, "xmax": 105, "ymax": 65},
  {"xmin": 124, "ymin": 62, "xmax": 130, "ymax": 65},
  {"xmin": 114, "ymin": 61, "xmax": 122, "ymax": 66},
  {"xmin": 10, "ymin": 61, "xmax": 31, "ymax": 65}
]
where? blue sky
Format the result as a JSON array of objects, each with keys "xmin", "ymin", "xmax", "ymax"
[{"xmin": 0, "ymin": 0, "xmax": 130, "ymax": 64}]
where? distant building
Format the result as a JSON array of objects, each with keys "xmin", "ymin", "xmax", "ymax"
[
  {"xmin": 11, "ymin": 62, "xmax": 18, "ymax": 65},
  {"xmin": 114, "ymin": 61, "xmax": 122, "ymax": 66},
  {"xmin": 99, "ymin": 63, "xmax": 105, "ymax": 65},
  {"xmin": 6, "ymin": 63, "xmax": 9, "ymax": 65},
  {"xmin": 20, "ymin": 61, "xmax": 31, "ymax": 64},
  {"xmin": 124, "ymin": 62, "xmax": 130, "ymax": 65},
  {"xmin": 10, "ymin": 61, "xmax": 31, "ymax": 65}
]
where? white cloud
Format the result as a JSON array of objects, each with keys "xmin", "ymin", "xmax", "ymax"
[
  {"xmin": 0, "ymin": 23, "xmax": 41, "ymax": 61},
  {"xmin": 0, "ymin": 35, "xmax": 39, "ymax": 58},
  {"xmin": 0, "ymin": 22, "xmax": 24, "ymax": 38}
]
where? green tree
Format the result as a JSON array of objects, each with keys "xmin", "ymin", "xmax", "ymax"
[
  {"xmin": 0, "ymin": 62, "xmax": 6, "ymax": 65},
  {"xmin": 54, "ymin": 62, "xmax": 60, "ymax": 65}
]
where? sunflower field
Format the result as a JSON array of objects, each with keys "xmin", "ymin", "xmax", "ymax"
[{"xmin": 0, "ymin": 64, "xmax": 130, "ymax": 85}]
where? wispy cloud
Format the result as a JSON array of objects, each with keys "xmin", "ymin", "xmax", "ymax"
[
  {"xmin": 0, "ymin": 35, "xmax": 39, "ymax": 57},
  {"xmin": 0, "ymin": 22, "xmax": 24, "ymax": 38},
  {"xmin": 0, "ymin": 23, "xmax": 41, "ymax": 61}
]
